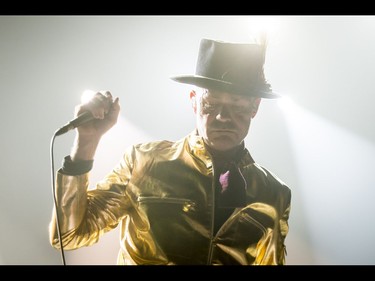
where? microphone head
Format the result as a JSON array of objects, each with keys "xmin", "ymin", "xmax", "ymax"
[{"xmin": 55, "ymin": 111, "xmax": 94, "ymax": 136}]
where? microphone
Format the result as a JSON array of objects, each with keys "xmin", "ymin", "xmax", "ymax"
[{"xmin": 55, "ymin": 111, "xmax": 94, "ymax": 136}]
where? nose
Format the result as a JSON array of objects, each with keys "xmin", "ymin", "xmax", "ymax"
[{"xmin": 216, "ymin": 105, "xmax": 231, "ymax": 122}]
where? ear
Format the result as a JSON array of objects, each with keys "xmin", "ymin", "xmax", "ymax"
[
  {"xmin": 190, "ymin": 90, "xmax": 197, "ymax": 114},
  {"xmin": 251, "ymin": 98, "xmax": 261, "ymax": 118}
]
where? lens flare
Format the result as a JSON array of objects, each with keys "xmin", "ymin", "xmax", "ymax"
[{"xmin": 81, "ymin": 89, "xmax": 96, "ymax": 104}]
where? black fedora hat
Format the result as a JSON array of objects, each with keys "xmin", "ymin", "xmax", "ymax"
[{"xmin": 170, "ymin": 38, "xmax": 280, "ymax": 99}]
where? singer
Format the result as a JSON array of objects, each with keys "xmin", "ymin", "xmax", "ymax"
[{"xmin": 49, "ymin": 38, "xmax": 292, "ymax": 265}]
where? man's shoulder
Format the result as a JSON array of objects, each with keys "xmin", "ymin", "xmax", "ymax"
[
  {"xmin": 131, "ymin": 134, "xmax": 188, "ymax": 153},
  {"xmin": 132, "ymin": 139, "xmax": 174, "ymax": 152},
  {"xmin": 251, "ymin": 163, "xmax": 291, "ymax": 192}
]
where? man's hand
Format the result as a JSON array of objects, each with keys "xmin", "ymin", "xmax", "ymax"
[{"xmin": 70, "ymin": 90, "xmax": 120, "ymax": 162}]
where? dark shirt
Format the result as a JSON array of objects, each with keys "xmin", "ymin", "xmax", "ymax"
[{"xmin": 206, "ymin": 143, "xmax": 247, "ymax": 234}]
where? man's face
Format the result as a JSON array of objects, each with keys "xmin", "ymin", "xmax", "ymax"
[{"xmin": 192, "ymin": 88, "xmax": 261, "ymax": 151}]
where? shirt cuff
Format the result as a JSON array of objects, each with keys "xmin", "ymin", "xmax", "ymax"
[{"xmin": 61, "ymin": 155, "xmax": 93, "ymax": 175}]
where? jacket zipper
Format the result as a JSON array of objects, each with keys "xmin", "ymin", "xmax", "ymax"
[
  {"xmin": 206, "ymin": 160, "xmax": 216, "ymax": 265},
  {"xmin": 206, "ymin": 164, "xmax": 256, "ymax": 264},
  {"xmin": 137, "ymin": 196, "xmax": 196, "ymax": 212}
]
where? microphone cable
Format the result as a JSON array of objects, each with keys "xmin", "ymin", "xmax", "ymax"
[{"xmin": 50, "ymin": 131, "xmax": 67, "ymax": 265}]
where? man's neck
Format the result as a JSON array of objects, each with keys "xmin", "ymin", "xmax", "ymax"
[{"xmin": 205, "ymin": 142, "xmax": 245, "ymax": 163}]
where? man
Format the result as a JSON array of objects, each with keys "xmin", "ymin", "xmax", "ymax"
[{"xmin": 49, "ymin": 38, "xmax": 292, "ymax": 265}]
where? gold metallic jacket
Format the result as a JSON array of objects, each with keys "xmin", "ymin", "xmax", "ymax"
[{"xmin": 49, "ymin": 131, "xmax": 291, "ymax": 265}]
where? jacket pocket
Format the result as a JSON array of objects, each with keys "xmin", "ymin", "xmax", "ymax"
[
  {"xmin": 240, "ymin": 212, "xmax": 267, "ymax": 235},
  {"xmin": 136, "ymin": 196, "xmax": 202, "ymax": 263}
]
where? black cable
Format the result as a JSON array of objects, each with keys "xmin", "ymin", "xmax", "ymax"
[{"xmin": 50, "ymin": 131, "xmax": 67, "ymax": 265}]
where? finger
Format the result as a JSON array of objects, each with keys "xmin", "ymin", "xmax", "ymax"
[
  {"xmin": 104, "ymin": 91, "xmax": 112, "ymax": 99},
  {"xmin": 90, "ymin": 92, "xmax": 112, "ymax": 114},
  {"xmin": 93, "ymin": 92, "xmax": 108, "ymax": 103},
  {"xmin": 107, "ymin": 97, "xmax": 121, "ymax": 121},
  {"xmin": 96, "ymin": 90, "xmax": 113, "ymax": 104},
  {"xmin": 113, "ymin": 97, "xmax": 120, "ymax": 110},
  {"xmin": 89, "ymin": 102, "xmax": 106, "ymax": 117}
]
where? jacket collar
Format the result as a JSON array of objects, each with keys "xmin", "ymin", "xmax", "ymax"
[{"xmin": 186, "ymin": 130, "xmax": 255, "ymax": 169}]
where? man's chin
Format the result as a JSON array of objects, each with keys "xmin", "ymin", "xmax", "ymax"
[{"xmin": 208, "ymin": 137, "xmax": 238, "ymax": 151}]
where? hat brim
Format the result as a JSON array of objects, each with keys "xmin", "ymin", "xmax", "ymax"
[{"xmin": 170, "ymin": 75, "xmax": 280, "ymax": 99}]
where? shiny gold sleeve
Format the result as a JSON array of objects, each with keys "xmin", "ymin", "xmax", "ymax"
[{"xmin": 49, "ymin": 167, "xmax": 131, "ymax": 250}]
